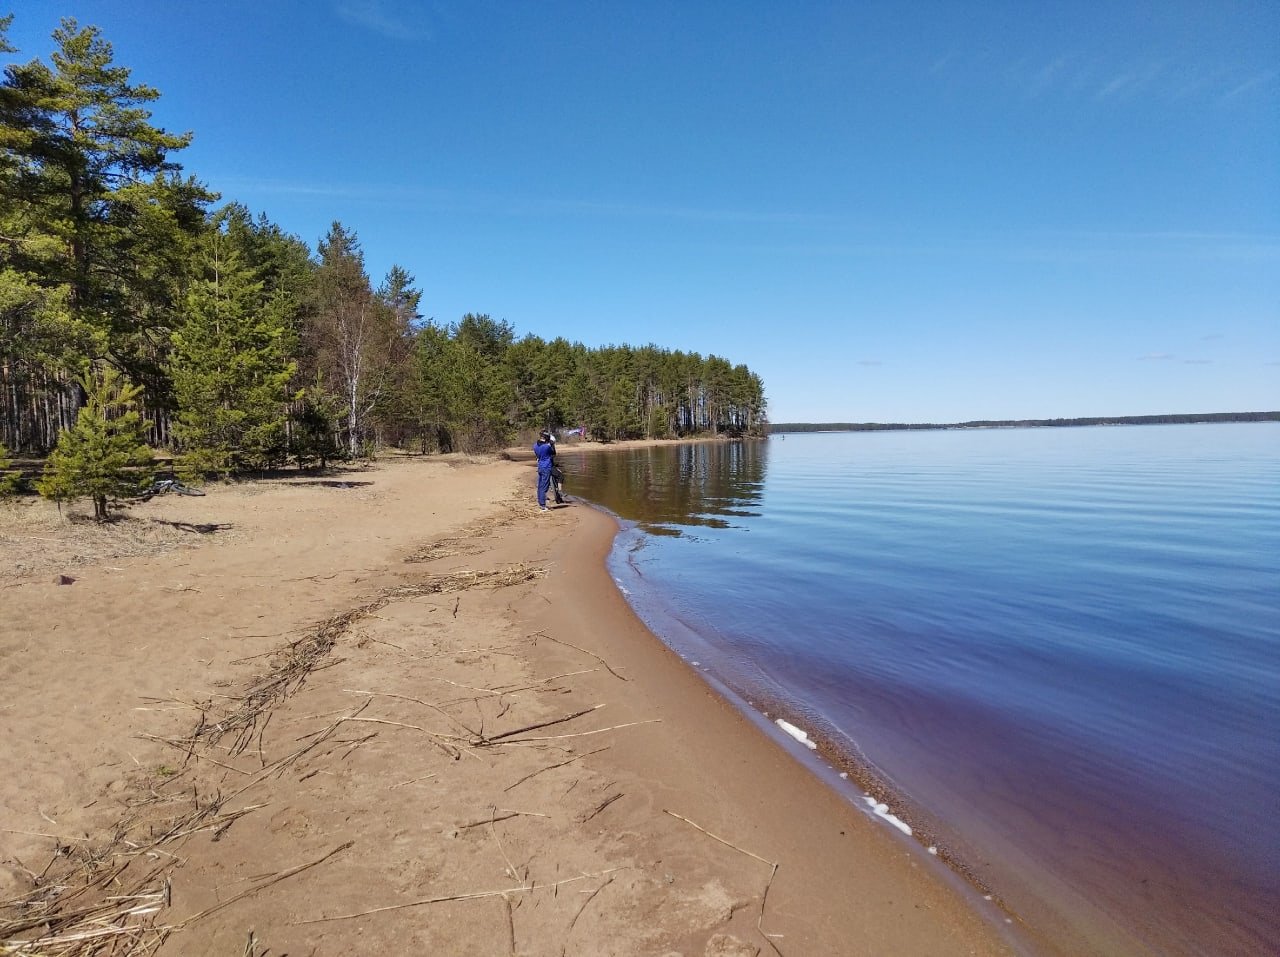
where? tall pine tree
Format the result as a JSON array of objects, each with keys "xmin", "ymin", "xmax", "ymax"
[
  {"xmin": 1, "ymin": 17, "xmax": 209, "ymax": 424},
  {"xmin": 171, "ymin": 216, "xmax": 297, "ymax": 476}
]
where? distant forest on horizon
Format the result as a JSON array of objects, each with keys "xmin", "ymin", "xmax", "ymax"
[
  {"xmin": 770, "ymin": 412, "xmax": 1280, "ymax": 433},
  {"xmin": 0, "ymin": 16, "xmax": 766, "ymax": 477}
]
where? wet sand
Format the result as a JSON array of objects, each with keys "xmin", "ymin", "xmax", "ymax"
[{"xmin": 1, "ymin": 453, "xmax": 1015, "ymax": 955}]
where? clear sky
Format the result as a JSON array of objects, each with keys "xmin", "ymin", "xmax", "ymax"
[{"xmin": 8, "ymin": 1, "xmax": 1278, "ymax": 422}]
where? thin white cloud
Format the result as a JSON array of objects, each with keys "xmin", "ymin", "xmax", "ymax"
[
  {"xmin": 1023, "ymin": 55, "xmax": 1073, "ymax": 99},
  {"xmin": 1137, "ymin": 353, "xmax": 1175, "ymax": 361},
  {"xmin": 1014, "ymin": 230, "xmax": 1280, "ymax": 263},
  {"xmin": 229, "ymin": 181, "xmax": 368, "ymax": 197},
  {"xmin": 332, "ymin": 0, "xmax": 429, "ymax": 40},
  {"xmin": 209, "ymin": 176, "xmax": 830, "ymax": 226},
  {"xmin": 1097, "ymin": 62, "xmax": 1166, "ymax": 101},
  {"xmin": 526, "ymin": 196, "xmax": 829, "ymax": 226},
  {"xmin": 967, "ymin": 47, "xmax": 1266, "ymax": 107},
  {"xmin": 1183, "ymin": 359, "xmax": 1213, "ymax": 365},
  {"xmin": 204, "ymin": 177, "xmax": 1280, "ymax": 266},
  {"xmin": 1223, "ymin": 70, "xmax": 1278, "ymax": 101},
  {"xmin": 929, "ymin": 52, "xmax": 958, "ymax": 75}
]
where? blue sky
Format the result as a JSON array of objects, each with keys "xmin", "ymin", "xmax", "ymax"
[{"xmin": 8, "ymin": 1, "xmax": 1278, "ymax": 421}]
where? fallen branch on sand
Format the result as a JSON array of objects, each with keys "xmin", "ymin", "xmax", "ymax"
[
  {"xmin": 292, "ymin": 868, "xmax": 627, "ymax": 925},
  {"xmin": 474, "ymin": 704, "xmax": 603, "ymax": 746},
  {"xmin": 403, "ymin": 536, "xmax": 484, "ymax": 563},
  {"xmin": 336, "ymin": 715, "xmax": 466, "ymax": 759},
  {"xmin": 182, "ymin": 563, "xmax": 548, "ymax": 761},
  {"xmin": 343, "ymin": 688, "xmax": 478, "ymax": 737},
  {"xmin": 664, "ymin": 810, "xmax": 784, "ymax": 957},
  {"xmin": 458, "ymin": 809, "xmax": 549, "ymax": 830},
  {"xmin": 484, "ymin": 719, "xmax": 661, "ymax": 746},
  {"xmin": 562, "ymin": 875, "xmax": 615, "ymax": 955},
  {"xmin": 531, "ymin": 631, "xmax": 628, "ymax": 681},
  {"xmin": 389, "ymin": 563, "xmax": 547, "ymax": 599},
  {"xmin": 0, "ymin": 783, "xmax": 282, "ymax": 955},
  {"xmin": 502, "ymin": 746, "xmax": 610, "ymax": 793},
  {"xmin": 579, "ymin": 792, "xmax": 623, "ymax": 823},
  {"xmin": 0, "ymin": 534, "xmax": 547, "ymax": 955},
  {"xmin": 388, "ymin": 773, "xmax": 437, "ymax": 790},
  {"xmin": 174, "ymin": 842, "xmax": 354, "ymax": 929}
]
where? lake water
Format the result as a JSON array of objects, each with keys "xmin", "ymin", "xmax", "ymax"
[{"xmin": 562, "ymin": 424, "xmax": 1279, "ymax": 957}]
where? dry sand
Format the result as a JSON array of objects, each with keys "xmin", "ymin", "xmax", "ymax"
[{"xmin": 0, "ymin": 453, "xmax": 1017, "ymax": 956}]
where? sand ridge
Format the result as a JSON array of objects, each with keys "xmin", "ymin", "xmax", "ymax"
[{"xmin": 1, "ymin": 455, "xmax": 1016, "ymax": 955}]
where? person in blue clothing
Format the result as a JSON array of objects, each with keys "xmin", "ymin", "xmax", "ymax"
[{"xmin": 533, "ymin": 429, "xmax": 556, "ymax": 510}]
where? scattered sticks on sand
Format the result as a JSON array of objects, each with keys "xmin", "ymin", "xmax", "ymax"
[
  {"xmin": 531, "ymin": 631, "xmax": 629, "ymax": 681},
  {"xmin": 0, "ymin": 549, "xmax": 550, "ymax": 955},
  {"xmin": 291, "ymin": 867, "xmax": 629, "ymax": 926},
  {"xmin": 664, "ymin": 810, "xmax": 785, "ymax": 957}
]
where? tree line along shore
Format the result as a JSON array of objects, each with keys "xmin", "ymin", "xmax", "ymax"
[{"xmin": 0, "ymin": 16, "xmax": 767, "ymax": 509}]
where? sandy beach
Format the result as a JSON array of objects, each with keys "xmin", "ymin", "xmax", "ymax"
[{"xmin": 0, "ymin": 452, "xmax": 1016, "ymax": 956}]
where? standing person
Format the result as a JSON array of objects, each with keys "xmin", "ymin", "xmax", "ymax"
[{"xmin": 533, "ymin": 430, "xmax": 555, "ymax": 511}]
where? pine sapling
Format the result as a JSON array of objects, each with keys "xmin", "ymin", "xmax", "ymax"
[
  {"xmin": 37, "ymin": 368, "xmax": 155, "ymax": 521},
  {"xmin": 0, "ymin": 443, "xmax": 20, "ymax": 496}
]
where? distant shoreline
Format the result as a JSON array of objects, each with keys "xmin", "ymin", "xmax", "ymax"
[{"xmin": 770, "ymin": 411, "xmax": 1279, "ymax": 433}]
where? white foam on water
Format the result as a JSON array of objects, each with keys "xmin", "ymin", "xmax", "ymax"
[
  {"xmin": 863, "ymin": 796, "xmax": 912, "ymax": 836},
  {"xmin": 927, "ymin": 846, "xmax": 938, "ymax": 855},
  {"xmin": 775, "ymin": 718, "xmax": 818, "ymax": 750}
]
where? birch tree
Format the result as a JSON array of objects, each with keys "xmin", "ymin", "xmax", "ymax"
[{"xmin": 310, "ymin": 222, "xmax": 381, "ymax": 457}]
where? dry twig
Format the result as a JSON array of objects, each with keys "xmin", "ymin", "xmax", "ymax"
[
  {"xmin": 476, "ymin": 704, "xmax": 603, "ymax": 746},
  {"xmin": 175, "ymin": 842, "xmax": 354, "ymax": 928},
  {"xmin": 487, "ymin": 719, "xmax": 661, "ymax": 746},
  {"xmin": 663, "ymin": 810, "xmax": 784, "ymax": 957},
  {"xmin": 561, "ymin": 876, "xmax": 615, "ymax": 955},
  {"xmin": 532, "ymin": 632, "xmax": 628, "ymax": 681},
  {"xmin": 293, "ymin": 868, "xmax": 627, "ymax": 925},
  {"xmin": 579, "ymin": 793, "xmax": 623, "ymax": 824},
  {"xmin": 502, "ymin": 747, "xmax": 610, "ymax": 793}
]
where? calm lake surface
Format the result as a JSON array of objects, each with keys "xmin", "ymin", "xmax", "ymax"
[{"xmin": 562, "ymin": 424, "xmax": 1279, "ymax": 957}]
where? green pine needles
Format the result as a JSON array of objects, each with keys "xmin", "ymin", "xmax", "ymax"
[
  {"xmin": 171, "ymin": 222, "xmax": 297, "ymax": 477},
  {"xmin": 0, "ymin": 442, "xmax": 19, "ymax": 495},
  {"xmin": 37, "ymin": 367, "xmax": 154, "ymax": 520}
]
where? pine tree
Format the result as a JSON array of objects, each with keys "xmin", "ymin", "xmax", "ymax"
[
  {"xmin": 0, "ymin": 441, "xmax": 20, "ymax": 494},
  {"xmin": 370, "ymin": 265, "xmax": 422, "ymax": 448},
  {"xmin": 37, "ymin": 366, "xmax": 153, "ymax": 520},
  {"xmin": 446, "ymin": 314, "xmax": 514, "ymax": 451},
  {"xmin": 2, "ymin": 17, "xmax": 209, "ymax": 421},
  {"xmin": 413, "ymin": 321, "xmax": 454, "ymax": 452},
  {"xmin": 171, "ymin": 220, "xmax": 296, "ymax": 476},
  {"xmin": 291, "ymin": 374, "xmax": 342, "ymax": 469}
]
